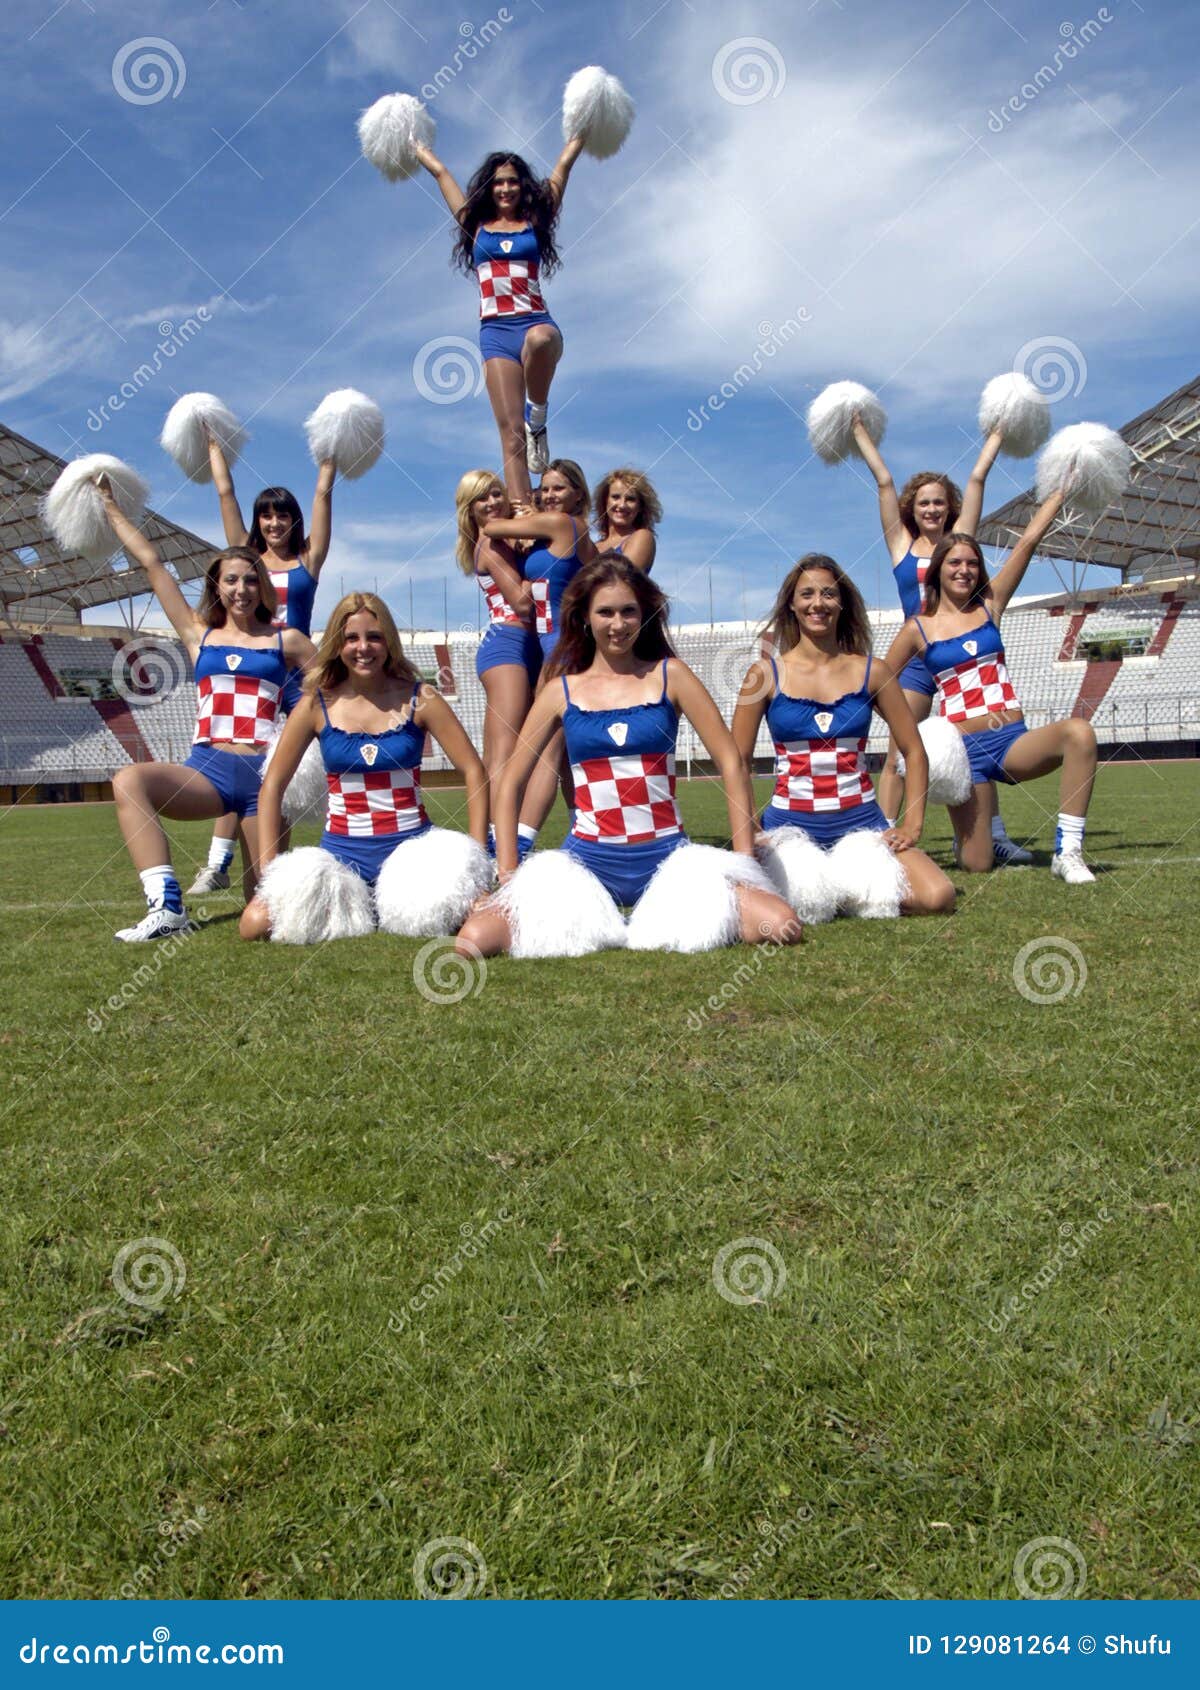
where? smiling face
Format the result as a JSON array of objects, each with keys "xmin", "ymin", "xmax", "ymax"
[
  {"xmin": 606, "ymin": 478, "xmax": 641, "ymax": 533},
  {"xmin": 587, "ymin": 580, "xmax": 642, "ymax": 658},
  {"xmin": 340, "ymin": 610, "xmax": 389, "ymax": 679},
  {"xmin": 539, "ymin": 468, "xmax": 580, "ymax": 515},
  {"xmin": 913, "ymin": 481, "xmax": 950, "ymax": 539},
  {"xmin": 217, "ymin": 559, "xmax": 262, "ymax": 618},
  {"xmin": 790, "ymin": 566, "xmax": 841, "ymax": 640},
  {"xmin": 939, "ymin": 542, "xmax": 983, "ymax": 602},
  {"xmin": 490, "ymin": 163, "xmax": 522, "ymax": 218},
  {"xmin": 471, "ymin": 480, "xmax": 508, "ymax": 530},
  {"xmin": 257, "ymin": 504, "xmax": 294, "ymax": 552}
]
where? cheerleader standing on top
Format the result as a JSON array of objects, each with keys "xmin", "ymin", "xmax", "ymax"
[
  {"xmin": 96, "ymin": 480, "xmax": 314, "ymax": 942},
  {"xmin": 885, "ymin": 488, "xmax": 1099, "ymax": 882},
  {"xmin": 849, "ymin": 413, "xmax": 1029, "ymax": 866},
  {"xmin": 416, "ymin": 142, "xmax": 585, "ymax": 503},
  {"xmin": 593, "ymin": 467, "xmax": 661, "ymax": 572},
  {"xmin": 190, "ymin": 430, "xmax": 336, "ymax": 895},
  {"xmin": 732, "ymin": 555, "xmax": 955, "ymax": 916}
]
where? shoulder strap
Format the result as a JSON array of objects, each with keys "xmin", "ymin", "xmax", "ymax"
[
  {"xmin": 276, "ymin": 629, "xmax": 284, "ymax": 652},
  {"xmin": 913, "ymin": 618, "xmax": 930, "ymax": 648},
  {"xmin": 560, "ymin": 674, "xmax": 571, "ymax": 704},
  {"xmin": 198, "ymin": 628, "xmax": 212, "ymax": 649},
  {"xmin": 767, "ymin": 653, "xmax": 781, "ymax": 692},
  {"xmin": 316, "ymin": 688, "xmax": 332, "ymax": 728},
  {"xmin": 659, "ymin": 657, "xmax": 670, "ymax": 701}
]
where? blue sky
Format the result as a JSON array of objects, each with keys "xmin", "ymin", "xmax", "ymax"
[{"xmin": 3, "ymin": 0, "xmax": 1196, "ymax": 631}]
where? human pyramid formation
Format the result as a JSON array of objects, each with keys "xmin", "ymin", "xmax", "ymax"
[{"xmin": 41, "ymin": 68, "xmax": 1133, "ymax": 954}]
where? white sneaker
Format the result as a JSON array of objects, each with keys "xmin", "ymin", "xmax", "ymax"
[
  {"xmin": 115, "ymin": 906, "xmax": 193, "ymax": 943},
  {"xmin": 992, "ymin": 835, "xmax": 1033, "ymax": 867},
  {"xmin": 187, "ymin": 865, "xmax": 230, "ymax": 894},
  {"xmin": 525, "ymin": 419, "xmax": 549, "ymax": 475},
  {"xmin": 1051, "ymin": 850, "xmax": 1096, "ymax": 886}
]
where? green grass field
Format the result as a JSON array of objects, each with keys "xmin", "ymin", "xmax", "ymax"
[{"xmin": 1, "ymin": 760, "xmax": 1198, "ymax": 1601}]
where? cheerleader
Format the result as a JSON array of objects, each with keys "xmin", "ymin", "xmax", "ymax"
[
  {"xmin": 189, "ymin": 431, "xmax": 336, "ymax": 895},
  {"xmin": 456, "ymin": 558, "xmax": 799, "ymax": 959},
  {"xmin": 849, "ymin": 414, "xmax": 1030, "ymax": 865},
  {"xmin": 240, "ymin": 593, "xmax": 489, "ymax": 943},
  {"xmin": 96, "ymin": 480, "xmax": 315, "ymax": 942},
  {"xmin": 884, "ymin": 489, "xmax": 1098, "ymax": 882},
  {"xmin": 416, "ymin": 142, "xmax": 585, "ymax": 503},
  {"xmin": 732, "ymin": 555, "xmax": 955, "ymax": 917},
  {"xmin": 593, "ymin": 467, "xmax": 660, "ymax": 572}
]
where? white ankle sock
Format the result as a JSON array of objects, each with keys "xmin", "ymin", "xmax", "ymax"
[
  {"xmin": 517, "ymin": 823, "xmax": 538, "ymax": 844},
  {"xmin": 526, "ymin": 402, "xmax": 547, "ymax": 429},
  {"xmin": 208, "ymin": 837, "xmax": 235, "ymax": 871},
  {"xmin": 1055, "ymin": 813, "xmax": 1085, "ymax": 854},
  {"xmin": 139, "ymin": 865, "xmax": 182, "ymax": 911},
  {"xmin": 990, "ymin": 815, "xmax": 1009, "ymax": 842}
]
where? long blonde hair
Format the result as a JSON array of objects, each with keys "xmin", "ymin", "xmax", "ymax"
[
  {"xmin": 454, "ymin": 469, "xmax": 507, "ymax": 574},
  {"xmin": 303, "ymin": 592, "xmax": 418, "ymax": 695}
]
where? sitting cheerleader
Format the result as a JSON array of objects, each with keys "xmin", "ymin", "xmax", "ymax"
[
  {"xmin": 884, "ymin": 486, "xmax": 1099, "ymax": 882},
  {"xmin": 240, "ymin": 593, "xmax": 490, "ymax": 943},
  {"xmin": 456, "ymin": 559, "xmax": 799, "ymax": 959},
  {"xmin": 96, "ymin": 480, "xmax": 315, "ymax": 941},
  {"xmin": 732, "ymin": 556, "xmax": 955, "ymax": 921},
  {"xmin": 593, "ymin": 466, "xmax": 661, "ymax": 572}
]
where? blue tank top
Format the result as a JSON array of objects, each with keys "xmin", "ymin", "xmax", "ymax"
[
  {"xmin": 526, "ymin": 518, "xmax": 582, "ymax": 638},
  {"xmin": 913, "ymin": 611, "xmax": 1006, "ymax": 678},
  {"xmin": 267, "ymin": 561, "xmax": 318, "ymax": 636},
  {"xmin": 913, "ymin": 611, "xmax": 1020, "ymax": 724},
  {"xmin": 764, "ymin": 656, "xmax": 876, "ymax": 814},
  {"xmin": 764, "ymin": 656, "xmax": 874, "ymax": 743},
  {"xmin": 561, "ymin": 660, "xmax": 681, "ymax": 844},
  {"xmin": 893, "ymin": 546, "xmax": 932, "ymax": 619},
  {"xmin": 472, "ymin": 225, "xmax": 541, "ymax": 266},
  {"xmin": 193, "ymin": 628, "xmax": 287, "ymax": 747},
  {"xmin": 193, "ymin": 629, "xmax": 287, "ymax": 688},
  {"xmin": 316, "ymin": 686, "xmax": 426, "ymax": 773}
]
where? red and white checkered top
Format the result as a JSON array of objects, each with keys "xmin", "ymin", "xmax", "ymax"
[
  {"xmin": 530, "ymin": 577, "xmax": 553, "ymax": 636},
  {"xmin": 268, "ymin": 568, "xmax": 288, "ymax": 630},
  {"xmin": 193, "ymin": 673, "xmax": 282, "ymax": 749},
  {"xmin": 570, "ymin": 752, "xmax": 682, "ymax": 844},
  {"xmin": 934, "ymin": 657, "xmax": 1020, "ymax": 723},
  {"xmin": 478, "ymin": 570, "xmax": 523, "ymax": 627},
  {"xmin": 325, "ymin": 769, "xmax": 428, "ymax": 837},
  {"xmin": 771, "ymin": 739, "xmax": 875, "ymax": 813},
  {"xmin": 477, "ymin": 259, "xmax": 546, "ymax": 319}
]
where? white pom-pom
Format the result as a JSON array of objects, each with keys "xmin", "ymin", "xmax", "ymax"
[
  {"xmin": 978, "ymin": 373, "xmax": 1050, "ymax": 458},
  {"xmin": 895, "ymin": 717, "xmax": 973, "ymax": 807},
  {"xmin": 562, "ymin": 66, "xmax": 635, "ymax": 159},
  {"xmin": 806, "ymin": 381, "xmax": 887, "ymax": 466},
  {"xmin": 304, "ymin": 388, "xmax": 384, "ymax": 480},
  {"xmin": 257, "ymin": 847, "xmax": 375, "ymax": 944},
  {"xmin": 625, "ymin": 843, "xmax": 775, "ymax": 953},
  {"xmin": 492, "ymin": 850, "xmax": 626, "ymax": 958},
  {"xmin": 827, "ymin": 829, "xmax": 909, "ymax": 919},
  {"xmin": 159, "ymin": 393, "xmax": 247, "ymax": 483},
  {"xmin": 375, "ymin": 827, "xmax": 493, "ymax": 936},
  {"xmin": 42, "ymin": 455, "xmax": 149, "ymax": 563},
  {"xmin": 357, "ymin": 93, "xmax": 435, "ymax": 182},
  {"xmin": 262, "ymin": 734, "xmax": 328, "ymax": 828},
  {"xmin": 1035, "ymin": 422, "xmax": 1131, "ymax": 515},
  {"xmin": 755, "ymin": 828, "xmax": 839, "ymax": 925}
]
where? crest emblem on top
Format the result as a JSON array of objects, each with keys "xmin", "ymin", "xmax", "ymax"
[
  {"xmin": 963, "ymin": 640, "xmax": 978, "ymax": 657},
  {"xmin": 607, "ymin": 722, "xmax": 628, "ymax": 747},
  {"xmin": 360, "ymin": 743, "xmax": 379, "ymax": 766},
  {"xmin": 500, "ymin": 239, "xmax": 513, "ymax": 253},
  {"xmin": 225, "ymin": 653, "xmax": 241, "ymax": 671},
  {"xmin": 814, "ymin": 711, "xmax": 834, "ymax": 733}
]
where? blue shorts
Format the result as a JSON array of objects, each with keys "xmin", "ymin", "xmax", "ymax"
[
  {"xmin": 479, "ymin": 312, "xmax": 560, "ymax": 365},
  {"xmin": 760, "ymin": 800, "xmax": 889, "ymax": 845},
  {"xmin": 898, "ymin": 655, "xmax": 937, "ymax": 699},
  {"xmin": 280, "ymin": 668, "xmax": 306, "ymax": 715},
  {"xmin": 562, "ymin": 832, "xmax": 687, "ymax": 907},
  {"xmin": 320, "ymin": 822, "xmax": 432, "ymax": 887},
  {"xmin": 962, "ymin": 721, "xmax": 1028, "ymax": 786},
  {"xmin": 538, "ymin": 630, "xmax": 561, "ymax": 662},
  {"xmin": 476, "ymin": 624, "xmax": 543, "ymax": 684},
  {"xmin": 185, "ymin": 744, "xmax": 266, "ymax": 818}
]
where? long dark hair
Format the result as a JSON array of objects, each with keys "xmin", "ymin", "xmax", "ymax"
[
  {"xmin": 198, "ymin": 546, "xmax": 278, "ymax": 627},
  {"xmin": 452, "ymin": 152, "xmax": 563, "ymax": 277},
  {"xmin": 248, "ymin": 487, "xmax": 305, "ymax": 559},
  {"xmin": 922, "ymin": 532, "xmax": 990, "ymax": 613},
  {"xmin": 543, "ymin": 558, "xmax": 675, "ymax": 679},
  {"xmin": 762, "ymin": 554, "xmax": 872, "ymax": 656},
  {"xmin": 898, "ymin": 471, "xmax": 961, "ymax": 540}
]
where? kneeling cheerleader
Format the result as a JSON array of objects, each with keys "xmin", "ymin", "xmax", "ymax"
[
  {"xmin": 456, "ymin": 559, "xmax": 800, "ymax": 959},
  {"xmin": 732, "ymin": 555, "xmax": 956, "ymax": 920},
  {"xmin": 94, "ymin": 479, "xmax": 315, "ymax": 942},
  {"xmin": 240, "ymin": 593, "xmax": 490, "ymax": 943}
]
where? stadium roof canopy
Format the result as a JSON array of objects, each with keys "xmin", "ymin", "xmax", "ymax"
[
  {"xmin": 0, "ymin": 422, "xmax": 214, "ymax": 627},
  {"xmin": 979, "ymin": 372, "xmax": 1200, "ymax": 593}
]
